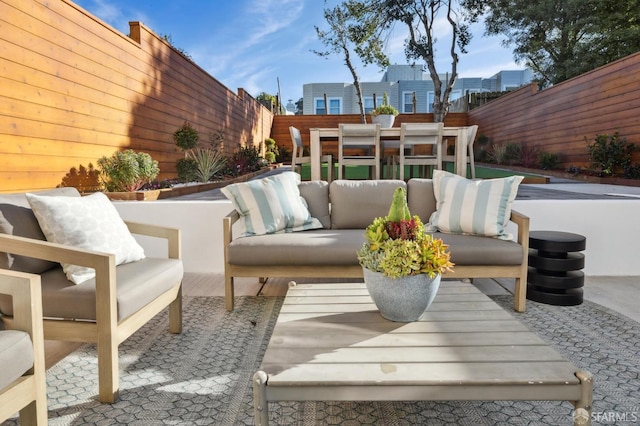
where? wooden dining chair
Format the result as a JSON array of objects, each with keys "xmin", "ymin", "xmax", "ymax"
[
  {"xmin": 338, "ymin": 123, "xmax": 381, "ymax": 180},
  {"xmin": 289, "ymin": 126, "xmax": 333, "ymax": 182},
  {"xmin": 398, "ymin": 122, "xmax": 444, "ymax": 180},
  {"xmin": 442, "ymin": 125, "xmax": 479, "ymax": 178}
]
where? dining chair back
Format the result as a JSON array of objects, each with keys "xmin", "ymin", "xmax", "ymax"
[
  {"xmin": 442, "ymin": 125, "xmax": 479, "ymax": 178},
  {"xmin": 338, "ymin": 123, "xmax": 381, "ymax": 179},
  {"xmin": 398, "ymin": 122, "xmax": 444, "ymax": 180},
  {"xmin": 290, "ymin": 126, "xmax": 333, "ymax": 182}
]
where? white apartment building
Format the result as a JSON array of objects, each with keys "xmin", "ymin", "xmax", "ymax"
[{"xmin": 302, "ymin": 65, "xmax": 533, "ymax": 115}]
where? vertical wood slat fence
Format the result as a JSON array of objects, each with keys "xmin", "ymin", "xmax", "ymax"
[{"xmin": 0, "ymin": 0, "xmax": 272, "ymax": 193}]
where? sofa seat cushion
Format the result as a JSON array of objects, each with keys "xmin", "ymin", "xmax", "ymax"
[
  {"xmin": 228, "ymin": 229, "xmax": 366, "ymax": 266},
  {"xmin": 0, "ymin": 330, "xmax": 34, "ymax": 391},
  {"xmin": 434, "ymin": 232, "xmax": 523, "ymax": 265},
  {"xmin": 0, "ymin": 258, "xmax": 183, "ymax": 322}
]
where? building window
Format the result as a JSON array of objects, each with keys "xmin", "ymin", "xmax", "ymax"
[
  {"xmin": 314, "ymin": 98, "xmax": 326, "ymax": 115},
  {"xmin": 449, "ymin": 90, "xmax": 462, "ymax": 101},
  {"xmin": 402, "ymin": 92, "xmax": 416, "ymax": 113},
  {"xmin": 315, "ymin": 97, "xmax": 342, "ymax": 114},
  {"xmin": 427, "ymin": 92, "xmax": 435, "ymax": 113},
  {"xmin": 363, "ymin": 97, "xmax": 374, "ymax": 114}
]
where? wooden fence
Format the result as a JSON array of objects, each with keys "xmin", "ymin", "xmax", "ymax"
[
  {"xmin": 468, "ymin": 52, "xmax": 640, "ymax": 169},
  {"xmin": 0, "ymin": 0, "xmax": 272, "ymax": 192}
]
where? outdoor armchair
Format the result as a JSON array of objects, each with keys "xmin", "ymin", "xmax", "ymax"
[
  {"xmin": 0, "ymin": 188, "xmax": 183, "ymax": 403},
  {"xmin": 0, "ymin": 269, "xmax": 47, "ymax": 425}
]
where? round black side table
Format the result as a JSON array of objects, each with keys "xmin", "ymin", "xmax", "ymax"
[{"xmin": 526, "ymin": 231, "xmax": 586, "ymax": 306}]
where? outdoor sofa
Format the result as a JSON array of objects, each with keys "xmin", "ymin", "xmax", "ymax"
[{"xmin": 223, "ymin": 172, "xmax": 529, "ymax": 312}]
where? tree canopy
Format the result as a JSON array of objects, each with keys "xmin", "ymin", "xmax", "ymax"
[
  {"xmin": 464, "ymin": 0, "xmax": 640, "ymax": 86},
  {"xmin": 314, "ymin": 1, "xmax": 388, "ymax": 122},
  {"xmin": 352, "ymin": 0, "xmax": 473, "ymax": 122}
]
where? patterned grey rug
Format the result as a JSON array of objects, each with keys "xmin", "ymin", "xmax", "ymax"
[{"xmin": 4, "ymin": 295, "xmax": 639, "ymax": 425}]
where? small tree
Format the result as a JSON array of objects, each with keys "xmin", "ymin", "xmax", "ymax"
[
  {"xmin": 314, "ymin": 0, "xmax": 388, "ymax": 123},
  {"xmin": 352, "ymin": 0, "xmax": 473, "ymax": 122}
]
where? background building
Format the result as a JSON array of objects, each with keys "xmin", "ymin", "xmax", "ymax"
[{"xmin": 303, "ymin": 65, "xmax": 533, "ymax": 115}]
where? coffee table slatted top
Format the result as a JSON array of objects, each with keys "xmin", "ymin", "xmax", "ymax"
[{"xmin": 259, "ymin": 281, "xmax": 582, "ymax": 392}]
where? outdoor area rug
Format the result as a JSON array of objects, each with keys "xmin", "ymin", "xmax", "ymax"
[{"xmin": 4, "ymin": 295, "xmax": 639, "ymax": 425}]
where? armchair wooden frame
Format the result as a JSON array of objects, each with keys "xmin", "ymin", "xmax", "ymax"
[
  {"xmin": 0, "ymin": 270, "xmax": 47, "ymax": 425},
  {"xmin": 0, "ymin": 221, "xmax": 183, "ymax": 403}
]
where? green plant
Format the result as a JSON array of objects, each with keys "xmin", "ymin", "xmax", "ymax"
[
  {"xmin": 586, "ymin": 131, "xmax": 636, "ymax": 176},
  {"xmin": 487, "ymin": 143, "xmax": 508, "ymax": 164},
  {"xmin": 97, "ymin": 150, "xmax": 160, "ymax": 192},
  {"xmin": 176, "ymin": 158, "xmax": 197, "ymax": 183},
  {"xmin": 624, "ymin": 164, "xmax": 640, "ymax": 179},
  {"xmin": 229, "ymin": 145, "xmax": 264, "ymax": 176},
  {"xmin": 371, "ymin": 93, "xmax": 399, "ymax": 116},
  {"xmin": 539, "ymin": 152, "xmax": 560, "ymax": 170},
  {"xmin": 504, "ymin": 142, "xmax": 521, "ymax": 165},
  {"xmin": 187, "ymin": 148, "xmax": 227, "ymax": 183},
  {"xmin": 357, "ymin": 187, "xmax": 453, "ymax": 279},
  {"xmin": 173, "ymin": 121, "xmax": 199, "ymax": 151},
  {"xmin": 519, "ymin": 142, "xmax": 541, "ymax": 168},
  {"xmin": 264, "ymin": 137, "xmax": 279, "ymax": 164}
]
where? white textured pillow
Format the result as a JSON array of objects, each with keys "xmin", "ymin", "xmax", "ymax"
[
  {"xmin": 25, "ymin": 192, "xmax": 145, "ymax": 284},
  {"xmin": 221, "ymin": 172, "xmax": 322, "ymax": 236},
  {"xmin": 427, "ymin": 170, "xmax": 523, "ymax": 240}
]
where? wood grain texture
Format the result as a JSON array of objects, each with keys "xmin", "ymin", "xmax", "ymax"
[{"xmin": 0, "ymin": 0, "xmax": 272, "ymax": 192}]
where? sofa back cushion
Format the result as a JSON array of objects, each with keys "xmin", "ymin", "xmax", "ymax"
[
  {"xmin": 299, "ymin": 181, "xmax": 330, "ymax": 229},
  {"xmin": 330, "ymin": 180, "xmax": 406, "ymax": 229},
  {"xmin": 407, "ymin": 179, "xmax": 437, "ymax": 223},
  {"xmin": 0, "ymin": 187, "xmax": 80, "ymax": 274}
]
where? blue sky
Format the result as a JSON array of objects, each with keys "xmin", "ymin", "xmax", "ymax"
[{"xmin": 72, "ymin": 0, "xmax": 520, "ymax": 105}]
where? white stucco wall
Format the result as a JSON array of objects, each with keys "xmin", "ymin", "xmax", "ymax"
[{"xmin": 114, "ymin": 198, "xmax": 640, "ymax": 277}]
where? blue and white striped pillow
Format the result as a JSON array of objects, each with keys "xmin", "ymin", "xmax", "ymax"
[
  {"xmin": 221, "ymin": 172, "xmax": 322, "ymax": 236},
  {"xmin": 427, "ymin": 170, "xmax": 523, "ymax": 240}
]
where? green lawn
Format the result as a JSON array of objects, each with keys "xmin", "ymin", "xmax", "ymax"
[{"xmin": 295, "ymin": 163, "xmax": 543, "ymax": 181}]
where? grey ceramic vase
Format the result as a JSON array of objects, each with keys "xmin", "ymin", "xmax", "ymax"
[{"xmin": 363, "ymin": 267, "xmax": 441, "ymax": 322}]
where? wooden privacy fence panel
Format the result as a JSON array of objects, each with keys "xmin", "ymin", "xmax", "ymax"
[
  {"xmin": 0, "ymin": 0, "xmax": 272, "ymax": 193},
  {"xmin": 468, "ymin": 52, "xmax": 640, "ymax": 169},
  {"xmin": 271, "ymin": 113, "xmax": 468, "ymax": 158}
]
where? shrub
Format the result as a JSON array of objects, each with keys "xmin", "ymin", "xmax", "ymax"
[
  {"xmin": 623, "ymin": 164, "xmax": 640, "ymax": 179},
  {"xmin": 229, "ymin": 145, "xmax": 264, "ymax": 176},
  {"xmin": 176, "ymin": 158, "xmax": 197, "ymax": 183},
  {"xmin": 173, "ymin": 121, "xmax": 199, "ymax": 151},
  {"xmin": 539, "ymin": 152, "xmax": 560, "ymax": 170},
  {"xmin": 586, "ymin": 131, "xmax": 636, "ymax": 176},
  {"xmin": 97, "ymin": 150, "xmax": 159, "ymax": 192},
  {"xmin": 519, "ymin": 142, "xmax": 541, "ymax": 168},
  {"xmin": 487, "ymin": 143, "xmax": 508, "ymax": 164},
  {"xmin": 504, "ymin": 142, "xmax": 521, "ymax": 165},
  {"xmin": 186, "ymin": 148, "xmax": 228, "ymax": 182},
  {"xmin": 264, "ymin": 137, "xmax": 279, "ymax": 164}
]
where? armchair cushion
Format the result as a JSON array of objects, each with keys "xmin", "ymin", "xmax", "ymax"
[
  {"xmin": 0, "ymin": 258, "xmax": 183, "ymax": 321},
  {"xmin": 26, "ymin": 191, "xmax": 145, "ymax": 284},
  {"xmin": 0, "ymin": 187, "xmax": 79, "ymax": 274},
  {"xmin": 0, "ymin": 330, "xmax": 34, "ymax": 391}
]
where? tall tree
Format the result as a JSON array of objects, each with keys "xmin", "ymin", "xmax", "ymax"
[
  {"xmin": 463, "ymin": 0, "xmax": 640, "ymax": 86},
  {"xmin": 352, "ymin": 0, "xmax": 473, "ymax": 122},
  {"xmin": 314, "ymin": 1, "xmax": 388, "ymax": 122}
]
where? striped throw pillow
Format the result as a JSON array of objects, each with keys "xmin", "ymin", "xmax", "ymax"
[
  {"xmin": 427, "ymin": 170, "xmax": 523, "ymax": 240},
  {"xmin": 221, "ymin": 172, "xmax": 322, "ymax": 236}
]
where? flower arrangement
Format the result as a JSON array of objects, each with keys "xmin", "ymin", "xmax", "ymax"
[
  {"xmin": 370, "ymin": 93, "xmax": 399, "ymax": 116},
  {"xmin": 357, "ymin": 187, "xmax": 454, "ymax": 279}
]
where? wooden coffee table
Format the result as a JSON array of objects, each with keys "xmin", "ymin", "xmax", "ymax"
[{"xmin": 253, "ymin": 281, "xmax": 593, "ymax": 425}]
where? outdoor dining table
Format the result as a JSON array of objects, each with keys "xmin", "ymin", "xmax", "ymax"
[{"xmin": 309, "ymin": 126, "xmax": 470, "ymax": 180}]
